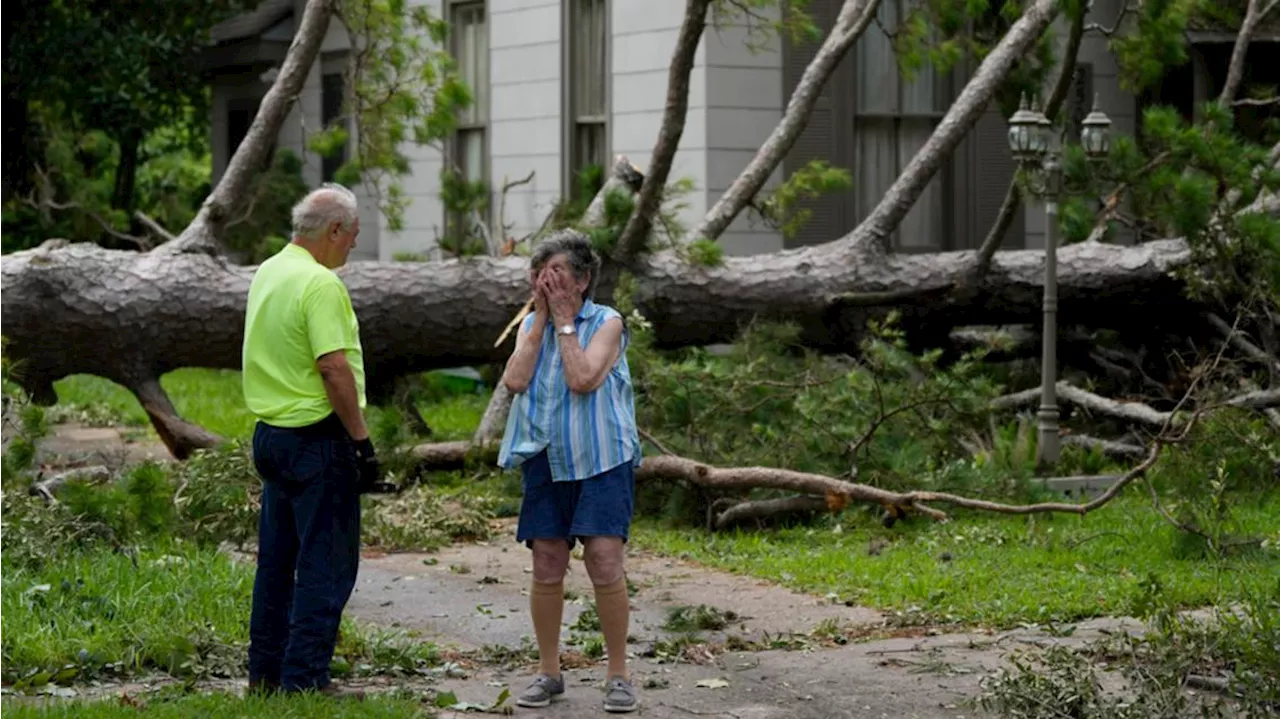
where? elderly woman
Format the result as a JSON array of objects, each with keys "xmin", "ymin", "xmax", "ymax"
[{"xmin": 497, "ymin": 230, "xmax": 643, "ymax": 713}]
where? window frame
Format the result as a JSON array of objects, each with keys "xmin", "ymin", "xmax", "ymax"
[
  {"xmin": 319, "ymin": 55, "xmax": 349, "ymax": 183},
  {"xmin": 562, "ymin": 0, "xmax": 611, "ymax": 198},
  {"xmin": 850, "ymin": 0, "xmax": 958, "ymax": 252},
  {"xmin": 446, "ymin": 0, "xmax": 491, "ymax": 244}
]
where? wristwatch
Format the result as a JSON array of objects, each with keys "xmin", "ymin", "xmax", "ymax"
[{"xmin": 558, "ymin": 323, "xmax": 576, "ymax": 336}]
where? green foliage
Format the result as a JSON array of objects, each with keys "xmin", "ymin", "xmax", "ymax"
[
  {"xmin": 892, "ymin": 0, "xmax": 1059, "ymax": 119},
  {"xmin": 1110, "ymin": 0, "xmax": 1205, "ymax": 93},
  {"xmin": 979, "ymin": 583, "xmax": 1280, "ymax": 716},
  {"xmin": 754, "ymin": 160, "xmax": 852, "ymax": 240},
  {"xmin": 1068, "ymin": 102, "xmax": 1280, "ymax": 306},
  {"xmin": 711, "ymin": 0, "xmax": 821, "ymax": 52},
  {"xmin": 437, "ymin": 166, "xmax": 492, "ymax": 257},
  {"xmin": 4, "ymin": 0, "xmax": 254, "ymax": 213},
  {"xmin": 1, "ymin": 341, "xmax": 49, "ymax": 482},
  {"xmin": 582, "ymin": 187, "xmax": 638, "ymax": 256},
  {"xmin": 631, "ymin": 316, "xmax": 1014, "ymax": 525},
  {"xmin": 172, "ymin": 442, "xmax": 262, "ymax": 550},
  {"xmin": 1148, "ymin": 409, "xmax": 1280, "ymax": 559},
  {"xmin": 636, "ymin": 490, "xmax": 1280, "ymax": 628},
  {"xmin": 683, "ymin": 238, "xmax": 725, "ymax": 267},
  {"xmin": 361, "ymin": 484, "xmax": 497, "ymax": 552},
  {"xmin": 1, "ymin": 690, "xmax": 431, "ymax": 719},
  {"xmin": 333, "ymin": 0, "xmax": 473, "ymax": 232},
  {"xmin": 56, "ymin": 462, "xmax": 177, "ymax": 543}
]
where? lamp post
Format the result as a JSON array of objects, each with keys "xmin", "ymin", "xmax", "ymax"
[{"xmin": 1007, "ymin": 93, "xmax": 1112, "ymax": 468}]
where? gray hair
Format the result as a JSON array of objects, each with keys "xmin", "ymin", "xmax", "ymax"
[
  {"xmin": 531, "ymin": 230, "xmax": 601, "ymax": 300},
  {"xmin": 291, "ymin": 183, "xmax": 359, "ymax": 239}
]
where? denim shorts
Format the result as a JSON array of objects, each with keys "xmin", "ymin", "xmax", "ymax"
[{"xmin": 515, "ymin": 451, "xmax": 635, "ymax": 549}]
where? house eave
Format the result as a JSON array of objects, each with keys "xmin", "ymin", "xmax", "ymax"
[
  {"xmin": 198, "ymin": 37, "xmax": 292, "ymax": 75},
  {"xmin": 1187, "ymin": 30, "xmax": 1280, "ymax": 43}
]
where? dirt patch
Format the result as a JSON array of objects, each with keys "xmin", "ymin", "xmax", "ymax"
[{"xmin": 35, "ymin": 422, "xmax": 170, "ymax": 470}]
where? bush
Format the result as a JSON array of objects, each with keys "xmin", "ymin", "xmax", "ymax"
[{"xmin": 628, "ymin": 317, "xmax": 1077, "ymax": 524}]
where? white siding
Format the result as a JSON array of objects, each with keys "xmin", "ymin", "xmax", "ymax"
[
  {"xmin": 703, "ymin": 17, "xmax": 785, "ymax": 255},
  {"xmin": 479, "ymin": 0, "xmax": 561, "ymax": 244},
  {"xmin": 611, "ymin": 0, "xmax": 711, "ymax": 238},
  {"xmin": 374, "ymin": 0, "xmax": 446, "ymax": 260}
]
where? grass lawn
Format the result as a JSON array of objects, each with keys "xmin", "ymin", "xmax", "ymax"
[
  {"xmin": 52, "ymin": 370, "xmax": 488, "ymax": 442},
  {"xmin": 632, "ymin": 493, "xmax": 1280, "ymax": 629},
  {"xmin": 2, "ymin": 541, "xmax": 439, "ymax": 687},
  {"xmin": 1, "ymin": 691, "xmax": 433, "ymax": 718}
]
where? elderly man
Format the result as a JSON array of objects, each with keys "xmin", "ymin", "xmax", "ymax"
[
  {"xmin": 498, "ymin": 230, "xmax": 643, "ymax": 713},
  {"xmin": 241, "ymin": 183, "xmax": 380, "ymax": 698}
]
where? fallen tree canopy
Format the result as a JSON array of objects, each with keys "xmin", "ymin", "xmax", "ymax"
[{"xmin": 395, "ymin": 376, "xmax": 1277, "ymax": 531}]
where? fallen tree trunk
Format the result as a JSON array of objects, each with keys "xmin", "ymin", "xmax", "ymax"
[
  {"xmin": 2, "ymin": 236, "xmax": 1206, "ymax": 457},
  {"xmin": 632, "ymin": 237, "xmax": 1198, "ymax": 350}
]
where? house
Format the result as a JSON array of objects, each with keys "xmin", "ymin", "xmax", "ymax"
[{"xmin": 200, "ymin": 0, "xmax": 1275, "ymax": 262}]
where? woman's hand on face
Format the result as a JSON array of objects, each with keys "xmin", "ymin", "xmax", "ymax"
[
  {"xmin": 544, "ymin": 268, "xmax": 578, "ymax": 325},
  {"xmin": 529, "ymin": 269, "xmax": 549, "ymax": 317}
]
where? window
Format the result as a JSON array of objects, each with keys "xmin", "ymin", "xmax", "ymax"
[
  {"xmin": 226, "ymin": 97, "xmax": 259, "ymax": 159},
  {"xmin": 450, "ymin": 1, "xmax": 488, "ymax": 230},
  {"xmin": 566, "ymin": 0, "xmax": 608, "ymax": 195},
  {"xmin": 226, "ymin": 95, "xmax": 275, "ymax": 173},
  {"xmin": 852, "ymin": 0, "xmax": 953, "ymax": 250},
  {"xmin": 321, "ymin": 71, "xmax": 347, "ymax": 182}
]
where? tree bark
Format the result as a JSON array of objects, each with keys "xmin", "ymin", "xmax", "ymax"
[
  {"xmin": 613, "ymin": 0, "xmax": 712, "ymax": 259},
  {"xmin": 155, "ymin": 0, "xmax": 334, "ymax": 257},
  {"xmin": 630, "ymin": 237, "xmax": 1195, "ymax": 351},
  {"xmin": 111, "ymin": 129, "xmax": 141, "ymax": 217},
  {"xmin": 1218, "ymin": 0, "xmax": 1276, "ymax": 106},
  {"xmin": 2, "ymin": 234, "xmax": 1203, "ymax": 457},
  {"xmin": 690, "ymin": 0, "xmax": 882, "ymax": 243},
  {"xmin": 404, "ymin": 430, "xmax": 1172, "ymax": 523}
]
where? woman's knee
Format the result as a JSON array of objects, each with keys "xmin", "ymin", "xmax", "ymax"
[
  {"xmin": 530, "ymin": 539, "xmax": 570, "ymax": 583},
  {"xmin": 583, "ymin": 537, "xmax": 625, "ymax": 585}
]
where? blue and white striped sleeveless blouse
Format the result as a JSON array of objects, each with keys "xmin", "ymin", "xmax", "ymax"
[{"xmin": 497, "ymin": 299, "xmax": 643, "ymax": 482}]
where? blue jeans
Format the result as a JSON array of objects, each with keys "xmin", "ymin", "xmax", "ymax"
[{"xmin": 248, "ymin": 415, "xmax": 361, "ymax": 692}]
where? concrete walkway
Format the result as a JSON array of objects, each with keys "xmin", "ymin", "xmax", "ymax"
[{"xmin": 344, "ymin": 535, "xmax": 1147, "ymax": 718}]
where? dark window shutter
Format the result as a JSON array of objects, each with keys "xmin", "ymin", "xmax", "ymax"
[
  {"xmin": 781, "ymin": 0, "xmax": 853, "ymax": 248},
  {"xmin": 965, "ymin": 103, "xmax": 1024, "ymax": 250}
]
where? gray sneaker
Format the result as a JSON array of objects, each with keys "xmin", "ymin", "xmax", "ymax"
[
  {"xmin": 516, "ymin": 673, "xmax": 565, "ymax": 708},
  {"xmin": 603, "ymin": 676, "xmax": 637, "ymax": 713}
]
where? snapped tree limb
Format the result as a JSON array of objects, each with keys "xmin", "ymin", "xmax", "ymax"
[
  {"xmin": 846, "ymin": 0, "xmax": 1060, "ymax": 254},
  {"xmin": 691, "ymin": 0, "xmax": 882, "ymax": 243},
  {"xmin": 613, "ymin": 0, "xmax": 713, "ymax": 260},
  {"xmin": 974, "ymin": 1, "xmax": 1087, "ymax": 279},
  {"xmin": 399, "ymin": 420, "xmax": 1170, "ymax": 525},
  {"xmin": 155, "ymin": 0, "xmax": 335, "ymax": 257}
]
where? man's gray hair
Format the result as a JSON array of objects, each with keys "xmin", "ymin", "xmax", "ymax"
[
  {"xmin": 531, "ymin": 229, "xmax": 601, "ymax": 300},
  {"xmin": 292, "ymin": 183, "xmax": 359, "ymax": 239}
]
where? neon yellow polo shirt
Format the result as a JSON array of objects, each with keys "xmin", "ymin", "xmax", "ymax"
[{"xmin": 242, "ymin": 242, "xmax": 366, "ymax": 427}]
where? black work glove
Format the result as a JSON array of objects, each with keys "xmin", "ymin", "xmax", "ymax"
[{"xmin": 353, "ymin": 437, "xmax": 396, "ymax": 494}]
